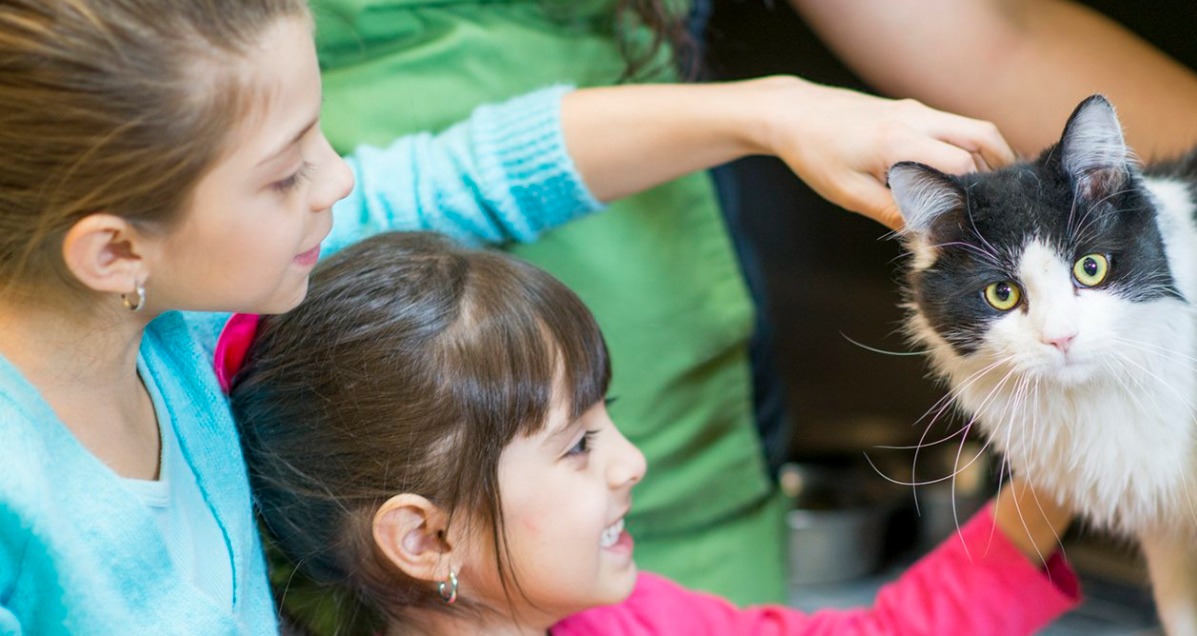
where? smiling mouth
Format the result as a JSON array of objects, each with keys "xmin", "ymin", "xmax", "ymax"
[
  {"xmin": 294, "ymin": 244, "xmax": 321, "ymax": 266},
  {"xmin": 600, "ymin": 518, "xmax": 624, "ymax": 548}
]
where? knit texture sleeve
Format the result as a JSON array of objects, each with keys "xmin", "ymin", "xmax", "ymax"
[
  {"xmin": 552, "ymin": 505, "xmax": 1080, "ymax": 635},
  {"xmin": 325, "ymin": 84, "xmax": 602, "ymax": 254}
]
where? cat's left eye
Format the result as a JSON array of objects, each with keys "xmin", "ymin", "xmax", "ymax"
[{"xmin": 1072, "ymin": 253, "xmax": 1109, "ymax": 287}]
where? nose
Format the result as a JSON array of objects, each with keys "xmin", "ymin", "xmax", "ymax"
[
  {"xmin": 310, "ymin": 134, "xmax": 355, "ymax": 213},
  {"xmin": 608, "ymin": 425, "xmax": 647, "ymax": 489},
  {"xmin": 1043, "ymin": 332, "xmax": 1076, "ymax": 354}
]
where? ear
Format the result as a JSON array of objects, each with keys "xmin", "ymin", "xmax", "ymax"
[
  {"xmin": 1058, "ymin": 94, "xmax": 1130, "ymax": 200},
  {"xmin": 373, "ymin": 493, "xmax": 458, "ymax": 583},
  {"xmin": 61, "ymin": 213, "xmax": 146, "ymax": 295},
  {"xmin": 887, "ymin": 162, "xmax": 965, "ymax": 234}
]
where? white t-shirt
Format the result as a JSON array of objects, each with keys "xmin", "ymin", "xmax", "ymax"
[{"xmin": 120, "ymin": 362, "xmax": 234, "ymax": 610}]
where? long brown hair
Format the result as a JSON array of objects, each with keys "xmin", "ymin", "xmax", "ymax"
[
  {"xmin": 0, "ymin": 0, "xmax": 308, "ymax": 296},
  {"xmin": 231, "ymin": 232, "xmax": 611, "ymax": 632}
]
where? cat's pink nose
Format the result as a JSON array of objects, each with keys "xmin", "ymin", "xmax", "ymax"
[{"xmin": 1044, "ymin": 334, "xmax": 1076, "ymax": 353}]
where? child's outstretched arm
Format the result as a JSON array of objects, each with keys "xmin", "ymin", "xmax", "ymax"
[
  {"xmin": 556, "ymin": 478, "xmax": 1078, "ymax": 635},
  {"xmin": 327, "ymin": 85, "xmax": 601, "ymax": 253},
  {"xmin": 328, "ymin": 77, "xmax": 1013, "ymax": 255}
]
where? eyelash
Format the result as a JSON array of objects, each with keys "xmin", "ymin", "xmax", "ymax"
[
  {"xmin": 272, "ymin": 161, "xmax": 313, "ymax": 193},
  {"xmin": 567, "ymin": 430, "xmax": 598, "ymax": 458}
]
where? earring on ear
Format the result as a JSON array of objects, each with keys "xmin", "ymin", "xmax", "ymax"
[
  {"xmin": 437, "ymin": 569, "xmax": 459, "ymax": 604},
  {"xmin": 120, "ymin": 277, "xmax": 146, "ymax": 312}
]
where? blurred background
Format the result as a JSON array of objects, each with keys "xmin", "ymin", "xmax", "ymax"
[{"xmin": 702, "ymin": 2, "xmax": 1197, "ymax": 633}]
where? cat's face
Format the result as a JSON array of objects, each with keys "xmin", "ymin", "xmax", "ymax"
[{"xmin": 890, "ymin": 96, "xmax": 1182, "ymax": 387}]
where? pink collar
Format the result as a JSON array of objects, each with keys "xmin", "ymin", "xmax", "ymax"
[{"xmin": 214, "ymin": 313, "xmax": 261, "ymax": 393}]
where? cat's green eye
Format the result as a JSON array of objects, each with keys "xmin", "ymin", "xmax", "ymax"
[
  {"xmin": 983, "ymin": 281, "xmax": 1022, "ymax": 311},
  {"xmin": 1073, "ymin": 253, "xmax": 1109, "ymax": 287}
]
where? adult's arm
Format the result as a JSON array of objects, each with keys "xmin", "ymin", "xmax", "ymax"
[{"xmin": 790, "ymin": 0, "xmax": 1197, "ymax": 160}]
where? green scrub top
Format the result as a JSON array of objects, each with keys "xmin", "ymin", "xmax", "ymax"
[{"xmin": 313, "ymin": 0, "xmax": 785, "ymax": 606}]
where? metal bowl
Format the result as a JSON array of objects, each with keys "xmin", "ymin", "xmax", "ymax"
[{"xmin": 781, "ymin": 463, "xmax": 897, "ymax": 585}]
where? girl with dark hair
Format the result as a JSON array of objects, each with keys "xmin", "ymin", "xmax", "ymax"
[{"xmin": 228, "ymin": 232, "xmax": 1080, "ymax": 636}]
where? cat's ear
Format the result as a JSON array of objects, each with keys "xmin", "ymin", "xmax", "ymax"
[
  {"xmin": 1059, "ymin": 94, "xmax": 1131, "ymax": 200},
  {"xmin": 888, "ymin": 162, "xmax": 964, "ymax": 234}
]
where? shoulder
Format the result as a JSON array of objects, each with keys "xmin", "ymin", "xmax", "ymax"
[
  {"xmin": 0, "ymin": 398, "xmax": 53, "ymax": 590},
  {"xmin": 147, "ymin": 311, "xmax": 231, "ymax": 359},
  {"xmin": 552, "ymin": 573, "xmax": 734, "ymax": 636}
]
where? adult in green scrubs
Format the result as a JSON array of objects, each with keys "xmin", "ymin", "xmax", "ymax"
[{"xmin": 311, "ymin": 0, "xmax": 786, "ymax": 607}]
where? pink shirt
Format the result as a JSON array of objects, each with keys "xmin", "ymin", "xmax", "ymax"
[{"xmin": 552, "ymin": 505, "xmax": 1079, "ymax": 635}]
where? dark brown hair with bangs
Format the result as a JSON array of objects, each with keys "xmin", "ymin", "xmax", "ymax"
[{"xmin": 230, "ymin": 231, "xmax": 611, "ymax": 631}]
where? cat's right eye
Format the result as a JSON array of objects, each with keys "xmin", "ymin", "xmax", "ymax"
[{"xmin": 983, "ymin": 281, "xmax": 1022, "ymax": 311}]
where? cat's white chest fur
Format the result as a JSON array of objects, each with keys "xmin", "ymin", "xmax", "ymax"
[{"xmin": 915, "ymin": 177, "xmax": 1197, "ymax": 538}]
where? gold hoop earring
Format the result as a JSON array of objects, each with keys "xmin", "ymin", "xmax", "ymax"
[
  {"xmin": 120, "ymin": 280, "xmax": 146, "ymax": 312},
  {"xmin": 437, "ymin": 570, "xmax": 458, "ymax": 604}
]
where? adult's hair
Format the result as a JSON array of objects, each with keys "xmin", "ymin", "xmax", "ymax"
[
  {"xmin": 231, "ymin": 232, "xmax": 611, "ymax": 631},
  {"xmin": 0, "ymin": 0, "xmax": 308, "ymax": 295},
  {"xmin": 614, "ymin": 0, "xmax": 698, "ymax": 81}
]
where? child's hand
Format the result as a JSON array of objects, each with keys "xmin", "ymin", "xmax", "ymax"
[
  {"xmin": 992, "ymin": 476, "xmax": 1075, "ymax": 565},
  {"xmin": 748, "ymin": 76, "xmax": 1015, "ymax": 230}
]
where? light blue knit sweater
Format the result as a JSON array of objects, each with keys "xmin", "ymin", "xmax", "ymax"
[{"xmin": 0, "ymin": 85, "xmax": 597, "ymax": 634}]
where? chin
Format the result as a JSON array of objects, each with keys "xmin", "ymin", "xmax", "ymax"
[
  {"xmin": 596, "ymin": 562, "xmax": 639, "ymax": 607},
  {"xmin": 259, "ymin": 279, "xmax": 311, "ymax": 315},
  {"xmin": 1024, "ymin": 353, "xmax": 1101, "ymax": 387}
]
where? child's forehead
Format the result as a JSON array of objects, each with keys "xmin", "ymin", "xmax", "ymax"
[{"xmin": 213, "ymin": 17, "xmax": 323, "ymax": 163}]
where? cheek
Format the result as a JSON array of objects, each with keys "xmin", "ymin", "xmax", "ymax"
[
  {"xmin": 981, "ymin": 312, "xmax": 1029, "ymax": 355},
  {"xmin": 1073, "ymin": 291, "xmax": 1122, "ymax": 346},
  {"xmin": 516, "ymin": 515, "xmax": 543, "ymax": 540}
]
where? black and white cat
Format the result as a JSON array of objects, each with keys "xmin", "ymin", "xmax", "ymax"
[{"xmin": 889, "ymin": 95, "xmax": 1197, "ymax": 634}]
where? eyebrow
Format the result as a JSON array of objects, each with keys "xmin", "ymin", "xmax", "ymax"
[
  {"xmin": 543, "ymin": 415, "xmax": 584, "ymax": 448},
  {"xmin": 257, "ymin": 115, "xmax": 319, "ymax": 168}
]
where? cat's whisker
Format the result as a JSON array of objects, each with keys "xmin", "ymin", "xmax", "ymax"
[
  {"xmin": 1107, "ymin": 349, "xmax": 1197, "ymax": 417},
  {"xmin": 963, "ymin": 205, "xmax": 1006, "ymax": 270},
  {"xmin": 1097, "ymin": 353, "xmax": 1173, "ymax": 430},
  {"xmin": 1178, "ymin": 469, "xmax": 1197, "ymax": 530},
  {"xmin": 862, "ymin": 452, "xmax": 984, "ymax": 489},
  {"xmin": 1111, "ymin": 334, "xmax": 1197, "ymax": 363},
  {"xmin": 1023, "ymin": 378, "xmax": 1069, "ymax": 567},
  {"xmin": 874, "ymin": 424, "xmax": 968, "ymax": 452},
  {"xmin": 902, "ymin": 356, "xmax": 1013, "ymax": 445},
  {"xmin": 927, "ymin": 240, "xmax": 1003, "ymax": 269},
  {"xmin": 1109, "ymin": 339, "xmax": 1197, "ymax": 381},
  {"xmin": 865, "ymin": 433, "xmax": 995, "ymax": 502},
  {"xmin": 837, "ymin": 332, "xmax": 923, "ymax": 356}
]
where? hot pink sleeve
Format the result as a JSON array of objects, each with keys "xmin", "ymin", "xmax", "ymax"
[{"xmin": 552, "ymin": 505, "xmax": 1080, "ymax": 636}]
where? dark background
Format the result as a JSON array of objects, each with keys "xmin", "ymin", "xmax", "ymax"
[{"xmin": 702, "ymin": 0, "xmax": 1197, "ymax": 461}]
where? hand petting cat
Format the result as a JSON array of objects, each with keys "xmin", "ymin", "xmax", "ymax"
[
  {"xmin": 559, "ymin": 75, "xmax": 1014, "ymax": 231},
  {"xmin": 746, "ymin": 76, "xmax": 1016, "ymax": 230}
]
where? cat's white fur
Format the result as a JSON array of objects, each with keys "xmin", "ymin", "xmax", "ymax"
[{"xmin": 905, "ymin": 176, "xmax": 1197, "ymax": 635}]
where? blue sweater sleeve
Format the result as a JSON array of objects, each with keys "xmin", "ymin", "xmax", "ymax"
[{"xmin": 324, "ymin": 84, "xmax": 603, "ymax": 254}]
